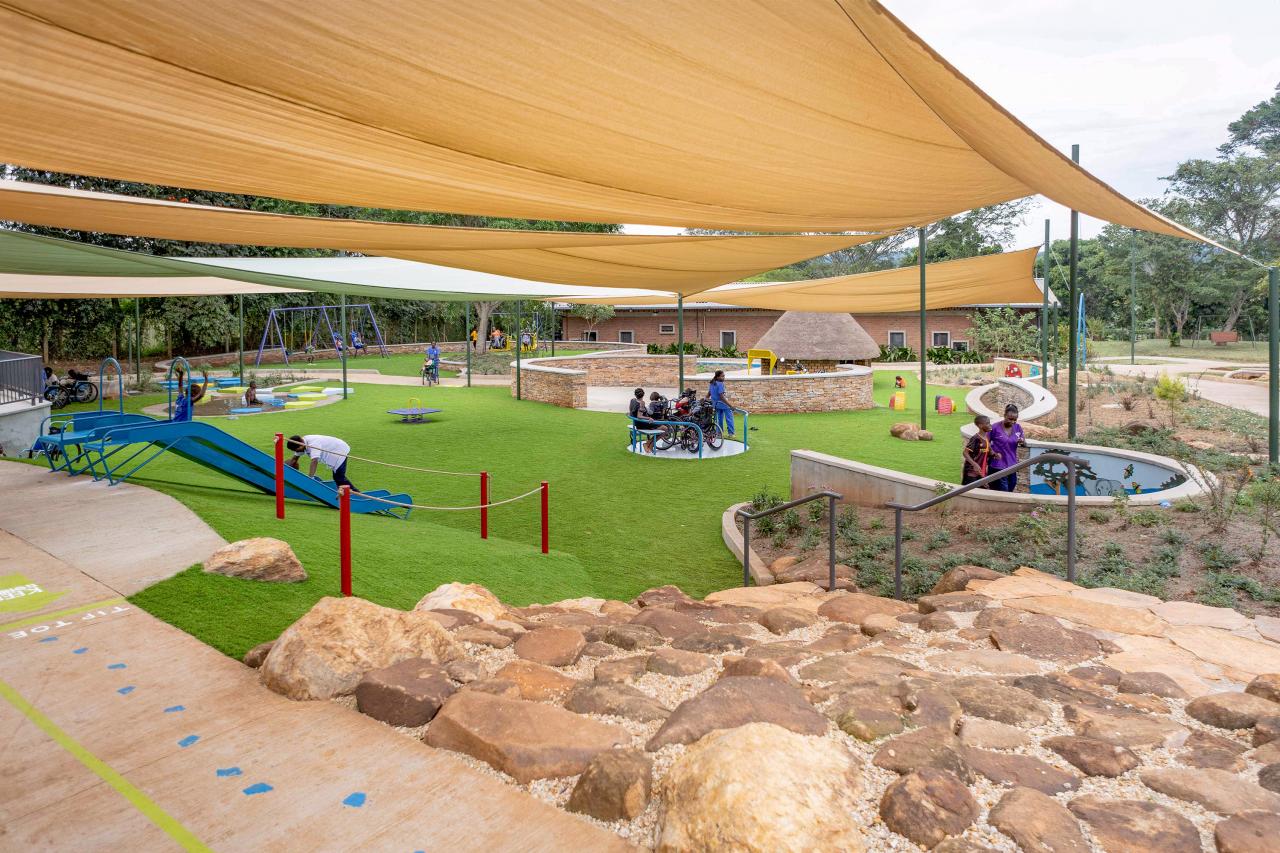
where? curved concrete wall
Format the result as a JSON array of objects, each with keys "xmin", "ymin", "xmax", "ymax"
[
  {"xmin": 966, "ymin": 376, "xmax": 1057, "ymax": 423},
  {"xmin": 789, "ymin": 445, "xmax": 1210, "ymax": 514}
]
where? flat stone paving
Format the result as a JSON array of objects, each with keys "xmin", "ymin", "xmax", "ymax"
[{"xmin": 0, "ymin": 462, "xmax": 630, "ymax": 852}]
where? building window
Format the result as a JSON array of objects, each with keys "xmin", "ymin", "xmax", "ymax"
[
  {"xmin": 659, "ymin": 323, "xmax": 675, "ymax": 334},
  {"xmin": 583, "ymin": 330, "xmax": 597, "ymax": 342},
  {"xmin": 931, "ymin": 331, "xmax": 951, "ymax": 348},
  {"xmin": 720, "ymin": 330, "xmax": 736, "ymax": 350},
  {"xmin": 888, "ymin": 330, "xmax": 906, "ymax": 348},
  {"xmin": 952, "ymin": 340, "xmax": 969, "ymax": 352},
  {"xmin": 618, "ymin": 330, "xmax": 634, "ymax": 343}
]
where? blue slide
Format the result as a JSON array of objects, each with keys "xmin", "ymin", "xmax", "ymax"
[{"xmin": 72, "ymin": 418, "xmax": 413, "ymax": 518}]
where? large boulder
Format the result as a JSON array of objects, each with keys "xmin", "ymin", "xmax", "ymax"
[
  {"xmin": 1068, "ymin": 795, "xmax": 1200, "ymax": 853},
  {"xmin": 355, "ymin": 659, "xmax": 455, "ymax": 727},
  {"xmin": 425, "ymin": 690, "xmax": 627, "ymax": 783},
  {"xmin": 260, "ymin": 597, "xmax": 459, "ymax": 700},
  {"xmin": 646, "ymin": 676, "xmax": 825, "ymax": 750},
  {"xmin": 988, "ymin": 787, "xmax": 1089, "ymax": 853},
  {"xmin": 1042, "ymin": 735, "xmax": 1139, "ymax": 777},
  {"xmin": 1215, "ymin": 811, "xmax": 1280, "ymax": 853},
  {"xmin": 1140, "ymin": 767, "xmax": 1280, "ymax": 815},
  {"xmin": 567, "ymin": 749, "xmax": 652, "ymax": 822},
  {"xmin": 203, "ymin": 537, "xmax": 306, "ymax": 582},
  {"xmin": 818, "ymin": 593, "xmax": 913, "ymax": 626},
  {"xmin": 879, "ymin": 768, "xmax": 978, "ymax": 849},
  {"xmin": 414, "ymin": 582, "xmax": 508, "ymax": 621},
  {"xmin": 890, "ymin": 422, "xmax": 920, "ymax": 441},
  {"xmin": 513, "ymin": 626, "xmax": 586, "ymax": 667},
  {"xmin": 929, "ymin": 565, "xmax": 1003, "ymax": 595},
  {"xmin": 1186, "ymin": 691, "xmax": 1280, "ymax": 730},
  {"xmin": 657, "ymin": 723, "xmax": 865, "ymax": 853}
]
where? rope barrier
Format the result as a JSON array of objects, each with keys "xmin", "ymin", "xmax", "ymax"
[
  {"xmin": 290, "ymin": 440, "xmax": 482, "ymax": 477},
  {"xmin": 355, "ymin": 485, "xmax": 543, "ymax": 512}
]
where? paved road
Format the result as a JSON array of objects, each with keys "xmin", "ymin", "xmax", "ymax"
[{"xmin": 0, "ymin": 462, "xmax": 629, "ymax": 852}]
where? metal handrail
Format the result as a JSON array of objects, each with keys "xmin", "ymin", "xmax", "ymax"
[
  {"xmin": 735, "ymin": 490, "xmax": 842, "ymax": 589},
  {"xmin": 628, "ymin": 415, "xmax": 704, "ymax": 459},
  {"xmin": 886, "ymin": 451, "xmax": 1091, "ymax": 599}
]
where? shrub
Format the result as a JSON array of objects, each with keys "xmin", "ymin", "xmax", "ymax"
[
  {"xmin": 781, "ymin": 509, "xmax": 802, "ymax": 535},
  {"xmin": 807, "ymin": 501, "xmax": 824, "ymax": 523},
  {"xmin": 1173, "ymin": 498, "xmax": 1201, "ymax": 513},
  {"xmin": 1128, "ymin": 509, "xmax": 1164, "ymax": 528},
  {"xmin": 1154, "ymin": 374, "xmax": 1187, "ymax": 404},
  {"xmin": 798, "ymin": 526, "xmax": 821, "ymax": 552},
  {"xmin": 751, "ymin": 486, "xmax": 784, "ymax": 513},
  {"xmin": 755, "ymin": 515, "xmax": 776, "ymax": 536},
  {"xmin": 923, "ymin": 529, "xmax": 952, "ymax": 552},
  {"xmin": 876, "ymin": 344, "xmax": 917, "ymax": 363},
  {"xmin": 1087, "ymin": 510, "xmax": 1111, "ymax": 524},
  {"xmin": 1197, "ymin": 541, "xmax": 1241, "ymax": 572}
]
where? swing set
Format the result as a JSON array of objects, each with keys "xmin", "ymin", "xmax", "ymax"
[{"xmin": 254, "ymin": 304, "xmax": 390, "ymax": 366}]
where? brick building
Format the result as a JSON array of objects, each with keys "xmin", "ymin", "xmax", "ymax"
[{"xmin": 558, "ymin": 282, "xmax": 1049, "ymax": 353}]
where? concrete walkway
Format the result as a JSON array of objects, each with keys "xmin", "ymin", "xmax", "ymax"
[
  {"xmin": 0, "ymin": 462, "xmax": 629, "ymax": 851},
  {"xmin": 1091, "ymin": 356, "xmax": 1270, "ymax": 417}
]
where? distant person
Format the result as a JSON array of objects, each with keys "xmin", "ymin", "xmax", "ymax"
[
  {"xmin": 331, "ymin": 332, "xmax": 345, "ymax": 355},
  {"xmin": 470, "ymin": 328, "xmax": 478, "ymax": 350},
  {"xmin": 894, "ymin": 375, "xmax": 906, "ymax": 389},
  {"xmin": 962, "ymin": 414, "xmax": 992, "ymax": 485},
  {"xmin": 42, "ymin": 366, "xmax": 58, "ymax": 389},
  {"xmin": 171, "ymin": 367, "xmax": 206, "ymax": 421},
  {"xmin": 709, "ymin": 370, "xmax": 736, "ymax": 438},
  {"xmin": 244, "ymin": 381, "xmax": 260, "ymax": 407},
  {"xmin": 520, "ymin": 331, "xmax": 532, "ymax": 350},
  {"xmin": 989, "ymin": 404, "xmax": 1027, "ymax": 492},
  {"xmin": 350, "ymin": 330, "xmax": 366, "ymax": 356},
  {"xmin": 490, "ymin": 328, "xmax": 503, "ymax": 349},
  {"xmin": 286, "ymin": 434, "xmax": 358, "ymax": 492}
]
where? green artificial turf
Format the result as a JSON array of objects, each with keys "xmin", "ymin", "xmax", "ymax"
[
  {"xmin": 299, "ymin": 352, "xmax": 459, "ymax": 378},
  {"xmin": 75, "ymin": 371, "xmax": 965, "ymax": 658}
]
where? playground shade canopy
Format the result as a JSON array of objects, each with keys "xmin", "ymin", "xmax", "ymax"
[
  {"xmin": 558, "ymin": 247, "xmax": 1046, "ymax": 313},
  {"xmin": 0, "ymin": 0, "xmax": 1209, "ymax": 242},
  {"xmin": 0, "ymin": 229, "xmax": 680, "ymax": 301},
  {"xmin": 0, "ymin": 181, "xmax": 885, "ymax": 292}
]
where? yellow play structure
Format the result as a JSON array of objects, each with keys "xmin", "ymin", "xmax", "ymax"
[{"xmin": 747, "ymin": 348, "xmax": 778, "ymax": 375}]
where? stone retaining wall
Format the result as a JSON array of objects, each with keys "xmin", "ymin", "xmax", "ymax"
[{"xmin": 513, "ymin": 353, "xmax": 874, "ymax": 412}]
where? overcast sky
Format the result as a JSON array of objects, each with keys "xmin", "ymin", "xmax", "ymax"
[{"xmin": 627, "ymin": 0, "xmax": 1280, "ymax": 251}]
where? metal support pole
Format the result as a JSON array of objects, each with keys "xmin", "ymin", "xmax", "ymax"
[
  {"xmin": 1066, "ymin": 464, "xmax": 1078, "ymax": 583},
  {"xmin": 1129, "ymin": 229, "xmax": 1137, "ymax": 366},
  {"xmin": 741, "ymin": 516, "xmax": 751, "ymax": 588},
  {"xmin": 465, "ymin": 302, "xmax": 472, "ymax": 388},
  {"xmin": 1270, "ymin": 266, "xmax": 1278, "ymax": 465},
  {"xmin": 677, "ymin": 294, "xmax": 685, "ymax": 393},
  {"xmin": 339, "ymin": 485, "xmax": 352, "ymax": 596},
  {"xmin": 893, "ymin": 509, "xmax": 903, "ymax": 600},
  {"xmin": 237, "ymin": 295, "xmax": 245, "ymax": 381},
  {"xmin": 827, "ymin": 494, "xmax": 837, "ymax": 592},
  {"xmin": 1067, "ymin": 143, "xmax": 1081, "ymax": 440},
  {"xmin": 340, "ymin": 294, "xmax": 348, "ymax": 400},
  {"xmin": 540, "ymin": 481, "xmax": 549, "ymax": 554},
  {"xmin": 274, "ymin": 433, "xmax": 285, "ymax": 520},
  {"xmin": 918, "ymin": 227, "xmax": 927, "ymax": 429},
  {"xmin": 1041, "ymin": 220, "xmax": 1050, "ymax": 388},
  {"xmin": 480, "ymin": 471, "xmax": 489, "ymax": 539},
  {"xmin": 515, "ymin": 300, "xmax": 523, "ymax": 400},
  {"xmin": 135, "ymin": 298, "xmax": 142, "ymax": 389}
]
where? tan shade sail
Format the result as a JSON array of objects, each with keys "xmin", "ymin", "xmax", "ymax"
[
  {"xmin": 558, "ymin": 248, "xmax": 1044, "ymax": 313},
  {"xmin": 0, "ymin": 182, "xmax": 883, "ymax": 292},
  {"xmin": 0, "ymin": 0, "xmax": 1208, "ymax": 242},
  {"xmin": 0, "ymin": 229, "xmax": 681, "ymax": 301}
]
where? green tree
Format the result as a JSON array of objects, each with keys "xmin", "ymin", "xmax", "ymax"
[
  {"xmin": 968, "ymin": 307, "xmax": 1039, "ymax": 358},
  {"xmin": 568, "ymin": 304, "xmax": 615, "ymax": 336}
]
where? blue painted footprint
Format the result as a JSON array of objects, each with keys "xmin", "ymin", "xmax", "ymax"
[
  {"xmin": 117, "ymin": 686, "xmax": 135, "ymax": 695},
  {"xmin": 38, "ymin": 636, "xmax": 58, "ymax": 643},
  {"xmin": 216, "ymin": 767, "xmax": 243, "ymax": 778},
  {"xmin": 242, "ymin": 783, "xmax": 273, "ymax": 796},
  {"xmin": 107, "ymin": 663, "xmax": 126, "ymax": 670},
  {"xmin": 342, "ymin": 792, "xmax": 366, "ymax": 808},
  {"xmin": 164, "ymin": 705, "xmax": 185, "ymax": 713},
  {"xmin": 72, "ymin": 647, "xmax": 88, "ymax": 654},
  {"xmin": 177, "ymin": 735, "xmax": 200, "ymax": 748}
]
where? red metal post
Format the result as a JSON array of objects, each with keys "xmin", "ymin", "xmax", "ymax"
[
  {"xmin": 480, "ymin": 471, "xmax": 489, "ymax": 539},
  {"xmin": 540, "ymin": 481, "xmax": 549, "ymax": 554},
  {"xmin": 339, "ymin": 485, "xmax": 352, "ymax": 596},
  {"xmin": 274, "ymin": 432, "xmax": 285, "ymax": 519}
]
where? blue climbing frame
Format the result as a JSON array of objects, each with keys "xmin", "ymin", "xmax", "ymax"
[{"xmin": 254, "ymin": 304, "xmax": 390, "ymax": 366}]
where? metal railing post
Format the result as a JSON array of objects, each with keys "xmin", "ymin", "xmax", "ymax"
[
  {"xmin": 741, "ymin": 516, "xmax": 751, "ymax": 588},
  {"xmin": 893, "ymin": 508, "xmax": 904, "ymax": 600},
  {"xmin": 1066, "ymin": 462, "xmax": 1078, "ymax": 583},
  {"xmin": 827, "ymin": 493, "xmax": 837, "ymax": 591}
]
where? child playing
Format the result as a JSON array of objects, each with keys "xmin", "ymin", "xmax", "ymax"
[
  {"xmin": 244, "ymin": 381, "xmax": 260, "ymax": 406},
  {"xmin": 894, "ymin": 375, "xmax": 906, "ymax": 389},
  {"xmin": 962, "ymin": 415, "xmax": 992, "ymax": 485}
]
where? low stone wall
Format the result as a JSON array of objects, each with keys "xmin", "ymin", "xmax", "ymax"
[
  {"xmin": 720, "ymin": 367, "xmax": 873, "ymax": 413},
  {"xmin": 0, "ymin": 399, "xmax": 51, "ymax": 456},
  {"xmin": 514, "ymin": 353, "xmax": 874, "ymax": 412},
  {"xmin": 966, "ymin": 376, "xmax": 1057, "ymax": 423},
  {"xmin": 516, "ymin": 364, "xmax": 588, "ymax": 408}
]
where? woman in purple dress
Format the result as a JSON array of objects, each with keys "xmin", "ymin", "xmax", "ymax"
[{"xmin": 988, "ymin": 404, "xmax": 1026, "ymax": 491}]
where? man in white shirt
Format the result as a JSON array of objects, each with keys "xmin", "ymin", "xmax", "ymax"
[{"xmin": 286, "ymin": 434, "xmax": 358, "ymax": 492}]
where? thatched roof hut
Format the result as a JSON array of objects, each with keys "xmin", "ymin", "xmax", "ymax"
[{"xmin": 754, "ymin": 311, "xmax": 880, "ymax": 367}]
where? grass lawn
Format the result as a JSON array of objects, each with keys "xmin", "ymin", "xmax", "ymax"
[
  {"xmin": 62, "ymin": 373, "xmax": 964, "ymax": 658},
  {"xmin": 1089, "ymin": 338, "xmax": 1269, "ymax": 362},
  {"xmin": 299, "ymin": 352, "xmax": 459, "ymax": 378}
]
